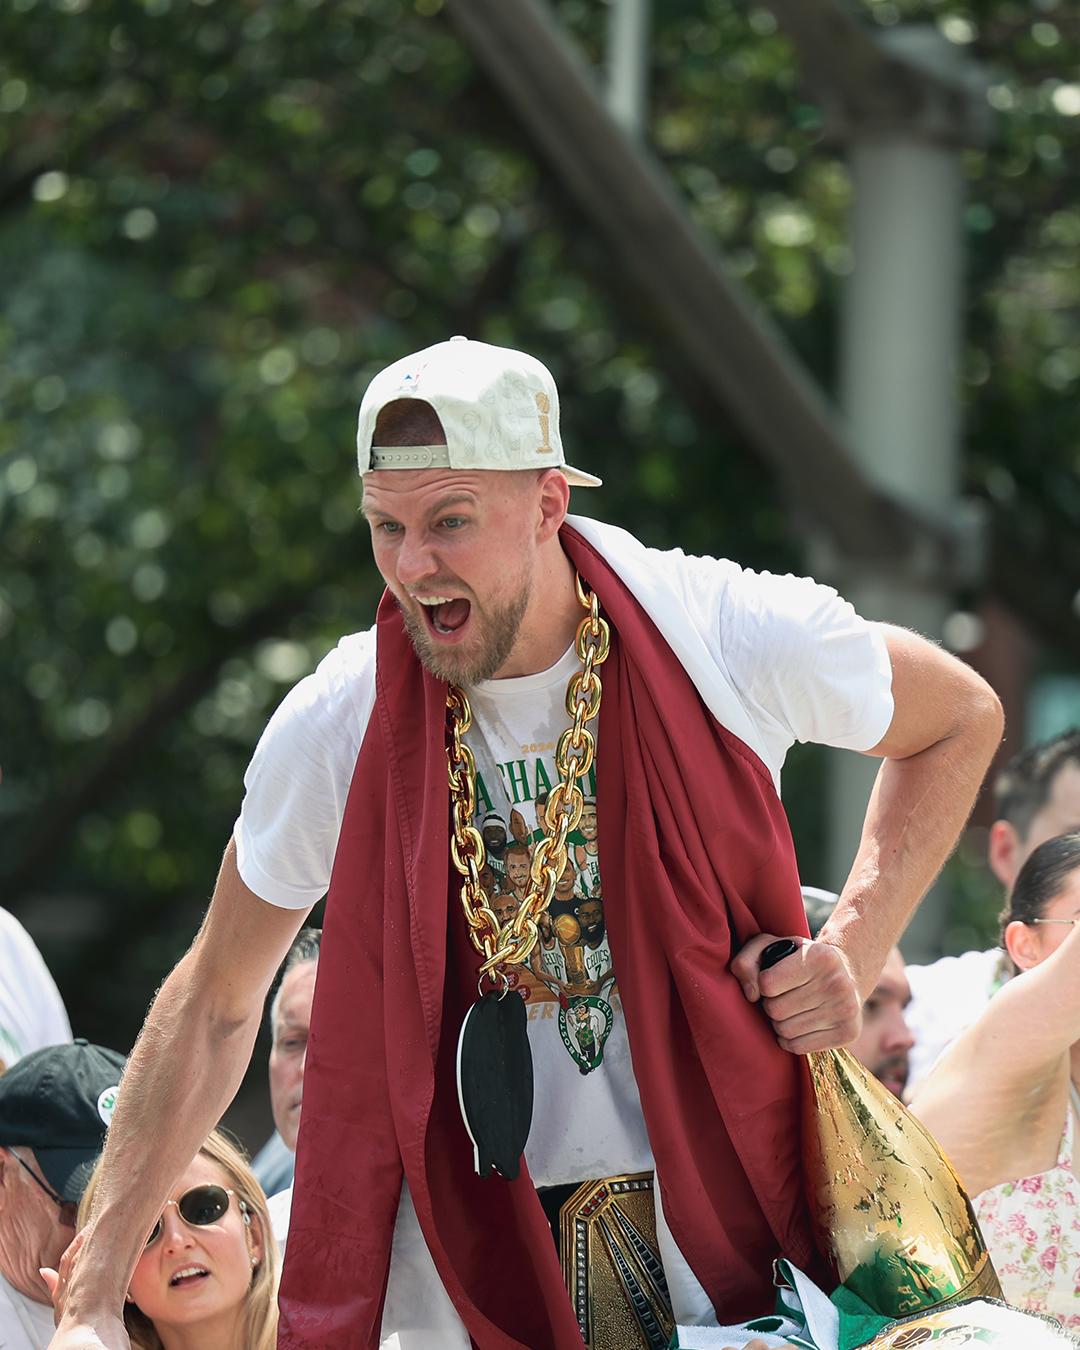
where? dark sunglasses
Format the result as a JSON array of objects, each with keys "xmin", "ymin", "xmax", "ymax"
[
  {"xmin": 10, "ymin": 1150, "xmax": 78, "ymax": 1228},
  {"xmin": 146, "ymin": 1183, "xmax": 247, "ymax": 1247}
]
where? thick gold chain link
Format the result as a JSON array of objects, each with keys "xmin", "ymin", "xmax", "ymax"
[{"xmin": 445, "ymin": 573, "xmax": 610, "ymax": 987}]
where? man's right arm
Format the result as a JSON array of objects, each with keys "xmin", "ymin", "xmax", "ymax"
[{"xmin": 51, "ymin": 838, "xmax": 310, "ymax": 1347}]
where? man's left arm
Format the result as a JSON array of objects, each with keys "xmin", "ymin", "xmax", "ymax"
[{"xmin": 733, "ymin": 625, "xmax": 1004, "ymax": 1054}]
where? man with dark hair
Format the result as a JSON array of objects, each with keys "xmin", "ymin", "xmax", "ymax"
[
  {"xmin": 492, "ymin": 892, "xmax": 520, "ymax": 928},
  {"xmin": 906, "ymin": 727, "xmax": 1080, "ymax": 1091},
  {"xmin": 987, "ymin": 729, "xmax": 1080, "ymax": 889},
  {"xmin": 480, "ymin": 813, "xmax": 509, "ymax": 882},
  {"xmin": 802, "ymin": 887, "xmax": 914, "ymax": 1099},
  {"xmin": 55, "ymin": 337, "xmax": 1002, "ymax": 1349}
]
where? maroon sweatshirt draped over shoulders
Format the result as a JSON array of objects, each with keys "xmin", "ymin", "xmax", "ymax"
[{"xmin": 277, "ymin": 525, "xmax": 827, "ymax": 1349}]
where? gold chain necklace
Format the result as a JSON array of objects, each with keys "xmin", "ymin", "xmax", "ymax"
[{"xmin": 446, "ymin": 572, "xmax": 610, "ymax": 989}]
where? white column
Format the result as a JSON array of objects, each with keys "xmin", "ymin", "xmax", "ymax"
[
  {"xmin": 606, "ymin": 0, "xmax": 650, "ymax": 136},
  {"xmin": 828, "ymin": 134, "xmax": 965, "ymax": 961}
]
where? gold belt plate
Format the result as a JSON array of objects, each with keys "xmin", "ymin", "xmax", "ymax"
[{"xmin": 560, "ymin": 1172, "xmax": 674, "ymax": 1350}]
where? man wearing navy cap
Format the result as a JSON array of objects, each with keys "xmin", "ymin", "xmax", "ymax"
[{"xmin": 0, "ymin": 1040, "xmax": 123, "ymax": 1349}]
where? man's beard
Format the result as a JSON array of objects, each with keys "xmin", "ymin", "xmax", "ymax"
[
  {"xmin": 397, "ymin": 573, "xmax": 532, "ymax": 685},
  {"xmin": 872, "ymin": 1052, "xmax": 909, "ymax": 1097},
  {"xmin": 583, "ymin": 921, "xmax": 605, "ymax": 948}
]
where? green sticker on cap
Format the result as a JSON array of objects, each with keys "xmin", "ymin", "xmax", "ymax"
[{"xmin": 97, "ymin": 1085, "xmax": 118, "ymax": 1125}]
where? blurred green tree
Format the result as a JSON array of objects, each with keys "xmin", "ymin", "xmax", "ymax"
[{"xmin": 1, "ymin": 0, "xmax": 1078, "ymax": 1114}]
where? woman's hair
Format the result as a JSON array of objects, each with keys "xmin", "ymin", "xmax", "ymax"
[
  {"xmin": 78, "ymin": 1128, "xmax": 279, "ymax": 1350},
  {"xmin": 1000, "ymin": 830, "xmax": 1080, "ymax": 952}
]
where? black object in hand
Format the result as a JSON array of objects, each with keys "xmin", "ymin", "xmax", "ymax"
[{"xmin": 759, "ymin": 938, "xmax": 799, "ymax": 972}]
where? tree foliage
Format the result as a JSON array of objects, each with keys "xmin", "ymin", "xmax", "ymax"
[{"xmin": 2, "ymin": 0, "xmax": 1078, "ymax": 1074}]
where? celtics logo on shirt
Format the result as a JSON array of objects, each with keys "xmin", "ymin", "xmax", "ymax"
[
  {"xmin": 469, "ymin": 756, "xmax": 616, "ymax": 1075},
  {"xmin": 559, "ymin": 996, "xmax": 614, "ymax": 1075}
]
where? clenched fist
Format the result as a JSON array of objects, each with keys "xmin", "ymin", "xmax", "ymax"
[{"xmin": 730, "ymin": 934, "xmax": 862, "ymax": 1054}]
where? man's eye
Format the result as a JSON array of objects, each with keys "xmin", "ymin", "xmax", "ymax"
[
  {"xmin": 440, "ymin": 516, "xmax": 466, "ymax": 530},
  {"xmin": 377, "ymin": 521, "xmax": 403, "ymax": 535}
]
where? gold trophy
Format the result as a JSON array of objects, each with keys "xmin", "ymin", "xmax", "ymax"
[
  {"xmin": 803, "ymin": 1046, "xmax": 1001, "ymax": 1316},
  {"xmin": 762, "ymin": 941, "xmax": 1003, "ymax": 1316},
  {"xmin": 759, "ymin": 942, "xmax": 1078, "ymax": 1346},
  {"xmin": 553, "ymin": 914, "xmax": 590, "ymax": 988}
]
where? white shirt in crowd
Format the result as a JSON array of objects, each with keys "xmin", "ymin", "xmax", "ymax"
[
  {"xmin": 904, "ymin": 946, "xmax": 1011, "ymax": 1095},
  {"xmin": 0, "ymin": 1269, "xmax": 56, "ymax": 1350},
  {"xmin": 0, "ymin": 907, "xmax": 71, "ymax": 1072}
]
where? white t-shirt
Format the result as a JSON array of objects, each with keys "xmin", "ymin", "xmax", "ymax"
[
  {"xmin": 268, "ymin": 1184, "xmax": 292, "ymax": 1248},
  {"xmin": 904, "ymin": 947, "xmax": 1012, "ymax": 1095},
  {"xmin": 0, "ymin": 1273, "xmax": 55, "ymax": 1350},
  {"xmin": 269, "ymin": 1183, "xmax": 471, "ymax": 1349},
  {"xmin": 0, "ymin": 908, "xmax": 72, "ymax": 1072},
  {"xmin": 235, "ymin": 519, "xmax": 893, "ymax": 1176},
  {"xmin": 462, "ymin": 644, "xmax": 651, "ymax": 1185}
]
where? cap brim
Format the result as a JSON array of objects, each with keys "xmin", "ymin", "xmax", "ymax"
[
  {"xmin": 35, "ymin": 1144, "xmax": 103, "ymax": 1204},
  {"xmin": 562, "ymin": 464, "xmax": 602, "ymax": 488}
]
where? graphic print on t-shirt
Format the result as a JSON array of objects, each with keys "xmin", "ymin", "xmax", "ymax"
[{"xmin": 469, "ymin": 748, "xmax": 616, "ymax": 1076}]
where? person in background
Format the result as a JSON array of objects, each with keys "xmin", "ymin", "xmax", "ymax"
[
  {"xmin": 905, "ymin": 728, "xmax": 1080, "ymax": 1091},
  {"xmin": 0, "ymin": 768, "xmax": 71, "ymax": 1071},
  {"xmin": 0, "ymin": 1040, "xmax": 123, "ymax": 1349},
  {"xmin": 252, "ymin": 930, "xmax": 320, "ymax": 1219},
  {"xmin": 910, "ymin": 832, "xmax": 1080, "ymax": 1331},
  {"xmin": 802, "ymin": 887, "xmax": 914, "ymax": 1099},
  {"xmin": 0, "ymin": 908, "xmax": 71, "ymax": 1074},
  {"xmin": 56, "ymin": 1128, "xmax": 278, "ymax": 1350}
]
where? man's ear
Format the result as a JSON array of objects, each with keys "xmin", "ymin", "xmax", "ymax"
[
  {"xmin": 988, "ymin": 820, "xmax": 1023, "ymax": 890},
  {"xmin": 535, "ymin": 469, "xmax": 570, "ymax": 543},
  {"xmin": 1003, "ymin": 919, "xmax": 1039, "ymax": 971}
]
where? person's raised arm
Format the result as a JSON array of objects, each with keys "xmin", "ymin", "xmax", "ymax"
[
  {"xmin": 734, "ymin": 626, "xmax": 1003, "ymax": 1052},
  {"xmin": 50, "ymin": 838, "xmax": 310, "ymax": 1349},
  {"xmin": 910, "ymin": 919, "xmax": 1080, "ymax": 1194}
]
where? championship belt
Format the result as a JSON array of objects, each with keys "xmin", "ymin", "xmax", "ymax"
[{"xmin": 560, "ymin": 1173, "xmax": 675, "ymax": 1350}]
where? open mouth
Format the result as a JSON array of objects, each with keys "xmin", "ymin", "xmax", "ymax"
[
  {"xmin": 414, "ymin": 595, "xmax": 472, "ymax": 639},
  {"xmin": 169, "ymin": 1266, "xmax": 210, "ymax": 1289},
  {"xmin": 877, "ymin": 1063, "xmax": 908, "ymax": 1098}
]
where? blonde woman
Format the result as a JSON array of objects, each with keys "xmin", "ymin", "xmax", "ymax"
[
  {"xmin": 911, "ymin": 832, "xmax": 1080, "ymax": 1328},
  {"xmin": 56, "ymin": 1130, "xmax": 278, "ymax": 1350}
]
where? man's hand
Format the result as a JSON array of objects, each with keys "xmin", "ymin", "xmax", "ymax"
[
  {"xmin": 730, "ymin": 934, "xmax": 861, "ymax": 1054},
  {"xmin": 41, "ymin": 1227, "xmax": 86, "ymax": 1326},
  {"xmin": 43, "ymin": 1231, "xmax": 130, "ymax": 1348}
]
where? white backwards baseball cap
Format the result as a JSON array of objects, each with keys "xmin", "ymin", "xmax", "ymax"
[{"xmin": 356, "ymin": 336, "xmax": 602, "ymax": 487}]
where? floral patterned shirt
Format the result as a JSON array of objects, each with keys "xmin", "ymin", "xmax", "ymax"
[{"xmin": 975, "ymin": 1088, "xmax": 1080, "ymax": 1330}]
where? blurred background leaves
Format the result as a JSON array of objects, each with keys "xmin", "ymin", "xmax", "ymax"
[{"xmin": 2, "ymin": 0, "xmax": 1079, "ymax": 1136}]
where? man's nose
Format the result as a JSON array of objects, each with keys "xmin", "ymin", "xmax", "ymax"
[
  {"xmin": 394, "ymin": 532, "xmax": 439, "ymax": 589},
  {"xmin": 884, "ymin": 1008, "xmax": 915, "ymax": 1053}
]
